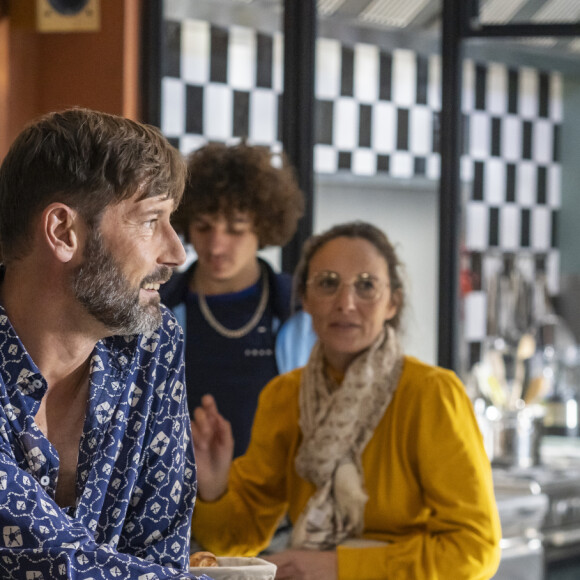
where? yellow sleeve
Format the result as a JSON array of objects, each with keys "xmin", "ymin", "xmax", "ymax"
[
  {"xmin": 192, "ymin": 369, "xmax": 303, "ymax": 556},
  {"xmin": 337, "ymin": 361, "xmax": 501, "ymax": 580}
]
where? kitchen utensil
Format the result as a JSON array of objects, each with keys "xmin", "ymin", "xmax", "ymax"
[
  {"xmin": 523, "ymin": 376, "xmax": 549, "ymax": 405},
  {"xmin": 510, "ymin": 333, "xmax": 536, "ymax": 409}
]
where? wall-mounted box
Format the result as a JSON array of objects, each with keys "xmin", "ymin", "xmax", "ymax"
[{"xmin": 11, "ymin": 0, "xmax": 100, "ymax": 33}]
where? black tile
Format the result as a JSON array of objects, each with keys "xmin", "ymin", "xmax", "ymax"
[
  {"xmin": 551, "ymin": 210, "xmax": 559, "ymax": 248},
  {"xmin": 508, "ymin": 69, "xmax": 519, "ymax": 115},
  {"xmin": 462, "ymin": 113, "xmax": 470, "ymax": 155},
  {"xmin": 553, "ymin": 124, "xmax": 560, "ymax": 162},
  {"xmin": 414, "ymin": 157, "xmax": 426, "ymax": 176},
  {"xmin": 256, "ymin": 33, "xmax": 273, "ymax": 88},
  {"xmin": 537, "ymin": 166, "xmax": 547, "ymax": 205},
  {"xmin": 488, "ymin": 207, "xmax": 499, "ymax": 247},
  {"xmin": 277, "ymin": 94, "xmax": 283, "ymax": 142},
  {"xmin": 469, "ymin": 342, "xmax": 482, "ymax": 369},
  {"xmin": 491, "ymin": 117, "xmax": 501, "ymax": 157},
  {"xmin": 471, "ymin": 252, "xmax": 482, "ymax": 291},
  {"xmin": 316, "ymin": 99, "xmax": 334, "ymax": 145},
  {"xmin": 359, "ymin": 104, "xmax": 372, "ymax": 148},
  {"xmin": 535, "ymin": 254, "xmax": 546, "ymax": 272},
  {"xmin": 522, "ymin": 121, "xmax": 533, "ymax": 160},
  {"xmin": 379, "ymin": 51, "xmax": 392, "ymax": 101},
  {"xmin": 521, "ymin": 208, "xmax": 531, "ymax": 247},
  {"xmin": 167, "ymin": 137, "xmax": 180, "ymax": 150},
  {"xmin": 432, "ymin": 111, "xmax": 440, "ymax": 153},
  {"xmin": 340, "ymin": 46, "xmax": 354, "ymax": 97},
  {"xmin": 475, "ymin": 64, "xmax": 487, "ymax": 111},
  {"xmin": 377, "ymin": 154, "xmax": 390, "ymax": 173},
  {"xmin": 210, "ymin": 26, "xmax": 229, "ymax": 83},
  {"xmin": 233, "ymin": 90, "xmax": 249, "ymax": 138},
  {"xmin": 338, "ymin": 151, "xmax": 352, "ymax": 170},
  {"xmin": 185, "ymin": 84, "xmax": 204, "ymax": 135},
  {"xmin": 162, "ymin": 21, "xmax": 181, "ymax": 78},
  {"xmin": 539, "ymin": 72, "xmax": 549, "ymax": 118},
  {"xmin": 473, "ymin": 161, "xmax": 484, "ymax": 201},
  {"xmin": 416, "ymin": 55, "xmax": 428, "ymax": 105},
  {"xmin": 506, "ymin": 163, "xmax": 516, "ymax": 202},
  {"xmin": 396, "ymin": 108, "xmax": 409, "ymax": 150}
]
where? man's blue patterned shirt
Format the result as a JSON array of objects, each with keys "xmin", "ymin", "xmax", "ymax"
[{"xmin": 0, "ymin": 304, "xmax": 209, "ymax": 579}]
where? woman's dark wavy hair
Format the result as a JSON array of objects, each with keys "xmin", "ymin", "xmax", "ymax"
[
  {"xmin": 0, "ymin": 107, "xmax": 186, "ymax": 263},
  {"xmin": 294, "ymin": 221, "xmax": 406, "ymax": 330},
  {"xmin": 172, "ymin": 142, "xmax": 304, "ymax": 249}
]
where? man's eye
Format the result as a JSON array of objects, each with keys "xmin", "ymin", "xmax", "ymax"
[{"xmin": 144, "ymin": 219, "xmax": 158, "ymax": 229}]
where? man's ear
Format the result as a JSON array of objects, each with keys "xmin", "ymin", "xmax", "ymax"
[{"xmin": 42, "ymin": 203, "xmax": 82, "ymax": 263}]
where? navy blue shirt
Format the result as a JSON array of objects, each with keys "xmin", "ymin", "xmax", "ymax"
[{"xmin": 0, "ymin": 304, "xmax": 209, "ymax": 579}]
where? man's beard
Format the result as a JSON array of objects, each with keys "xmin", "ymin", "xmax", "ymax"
[{"xmin": 72, "ymin": 229, "xmax": 172, "ymax": 336}]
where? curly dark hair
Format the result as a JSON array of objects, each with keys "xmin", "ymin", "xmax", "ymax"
[
  {"xmin": 0, "ymin": 108, "xmax": 186, "ymax": 264},
  {"xmin": 294, "ymin": 221, "xmax": 406, "ymax": 330},
  {"xmin": 172, "ymin": 142, "xmax": 304, "ymax": 248}
]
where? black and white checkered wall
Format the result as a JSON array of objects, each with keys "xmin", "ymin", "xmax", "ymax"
[{"xmin": 160, "ymin": 16, "xmax": 562, "ymax": 364}]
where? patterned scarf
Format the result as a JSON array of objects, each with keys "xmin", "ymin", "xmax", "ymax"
[{"xmin": 290, "ymin": 325, "xmax": 403, "ymax": 550}]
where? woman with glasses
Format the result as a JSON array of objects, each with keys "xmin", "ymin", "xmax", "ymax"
[{"xmin": 190, "ymin": 221, "xmax": 501, "ymax": 580}]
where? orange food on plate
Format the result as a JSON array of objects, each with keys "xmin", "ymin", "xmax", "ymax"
[{"xmin": 190, "ymin": 551, "xmax": 219, "ymax": 567}]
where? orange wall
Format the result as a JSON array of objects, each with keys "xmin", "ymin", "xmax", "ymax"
[{"xmin": 0, "ymin": 0, "xmax": 141, "ymax": 158}]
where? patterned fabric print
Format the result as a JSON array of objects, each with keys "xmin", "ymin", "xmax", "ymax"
[
  {"xmin": 292, "ymin": 326, "xmax": 403, "ymax": 549},
  {"xmin": 0, "ymin": 305, "xmax": 208, "ymax": 580}
]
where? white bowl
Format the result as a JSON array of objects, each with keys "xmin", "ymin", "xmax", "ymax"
[{"xmin": 190, "ymin": 556, "xmax": 277, "ymax": 580}]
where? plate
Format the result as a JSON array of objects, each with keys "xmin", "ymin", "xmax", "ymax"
[{"xmin": 190, "ymin": 556, "xmax": 277, "ymax": 580}]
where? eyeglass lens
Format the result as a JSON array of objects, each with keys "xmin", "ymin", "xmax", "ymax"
[{"xmin": 309, "ymin": 271, "xmax": 383, "ymax": 301}]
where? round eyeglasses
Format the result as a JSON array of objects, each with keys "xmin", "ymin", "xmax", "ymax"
[{"xmin": 306, "ymin": 271, "xmax": 389, "ymax": 302}]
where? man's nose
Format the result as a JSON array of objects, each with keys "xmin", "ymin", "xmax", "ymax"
[{"xmin": 162, "ymin": 225, "xmax": 187, "ymax": 267}]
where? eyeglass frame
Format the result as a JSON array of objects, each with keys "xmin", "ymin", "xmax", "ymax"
[{"xmin": 305, "ymin": 270, "xmax": 390, "ymax": 303}]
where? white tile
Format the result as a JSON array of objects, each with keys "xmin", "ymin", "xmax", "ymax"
[
  {"xmin": 464, "ymin": 291, "xmax": 487, "ymax": 341},
  {"xmin": 501, "ymin": 115, "xmax": 522, "ymax": 162},
  {"xmin": 487, "ymin": 63, "xmax": 507, "ymax": 115},
  {"xmin": 390, "ymin": 151, "xmax": 413, "ymax": 178},
  {"xmin": 533, "ymin": 119, "xmax": 553, "ymax": 164},
  {"xmin": 409, "ymin": 106, "xmax": 431, "ymax": 155},
  {"xmin": 250, "ymin": 90, "xmax": 277, "ymax": 144},
  {"xmin": 333, "ymin": 98, "xmax": 358, "ymax": 149},
  {"xmin": 392, "ymin": 49, "xmax": 416, "ymax": 107},
  {"xmin": 546, "ymin": 251, "xmax": 560, "ymax": 295},
  {"xmin": 228, "ymin": 26, "xmax": 256, "ymax": 90},
  {"xmin": 462, "ymin": 59, "xmax": 475, "ymax": 113},
  {"xmin": 465, "ymin": 202, "xmax": 489, "ymax": 251},
  {"xmin": 427, "ymin": 154, "xmax": 441, "ymax": 180},
  {"xmin": 531, "ymin": 206, "xmax": 551, "ymax": 250},
  {"xmin": 316, "ymin": 37, "xmax": 341, "ymax": 99},
  {"xmin": 548, "ymin": 164, "xmax": 561, "ymax": 208},
  {"xmin": 519, "ymin": 67, "xmax": 538, "ymax": 119},
  {"xmin": 516, "ymin": 161, "xmax": 536, "ymax": 206},
  {"xmin": 314, "ymin": 145, "xmax": 338, "ymax": 173},
  {"xmin": 460, "ymin": 155, "xmax": 474, "ymax": 183},
  {"xmin": 181, "ymin": 19, "xmax": 210, "ymax": 85},
  {"xmin": 470, "ymin": 111, "xmax": 490, "ymax": 159},
  {"xmin": 428, "ymin": 54, "xmax": 441, "ymax": 110},
  {"xmin": 180, "ymin": 134, "xmax": 207, "ymax": 156},
  {"xmin": 352, "ymin": 149, "xmax": 376, "ymax": 175},
  {"xmin": 485, "ymin": 158, "xmax": 505, "ymax": 204},
  {"xmin": 204, "ymin": 84, "xmax": 233, "ymax": 141},
  {"xmin": 161, "ymin": 77, "xmax": 185, "ymax": 137},
  {"xmin": 354, "ymin": 43, "xmax": 379, "ymax": 102},
  {"xmin": 550, "ymin": 72, "xmax": 563, "ymax": 122},
  {"xmin": 273, "ymin": 32, "xmax": 284, "ymax": 93},
  {"xmin": 500, "ymin": 204, "xmax": 520, "ymax": 250},
  {"xmin": 372, "ymin": 101, "xmax": 396, "ymax": 153}
]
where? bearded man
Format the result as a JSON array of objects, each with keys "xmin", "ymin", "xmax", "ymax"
[{"xmin": 0, "ymin": 108, "xmax": 209, "ymax": 579}]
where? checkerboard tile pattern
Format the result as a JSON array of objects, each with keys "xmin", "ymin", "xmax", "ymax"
[{"xmin": 159, "ymin": 15, "xmax": 562, "ymax": 368}]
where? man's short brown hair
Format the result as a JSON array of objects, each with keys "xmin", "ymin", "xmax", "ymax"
[{"xmin": 0, "ymin": 108, "xmax": 186, "ymax": 263}]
